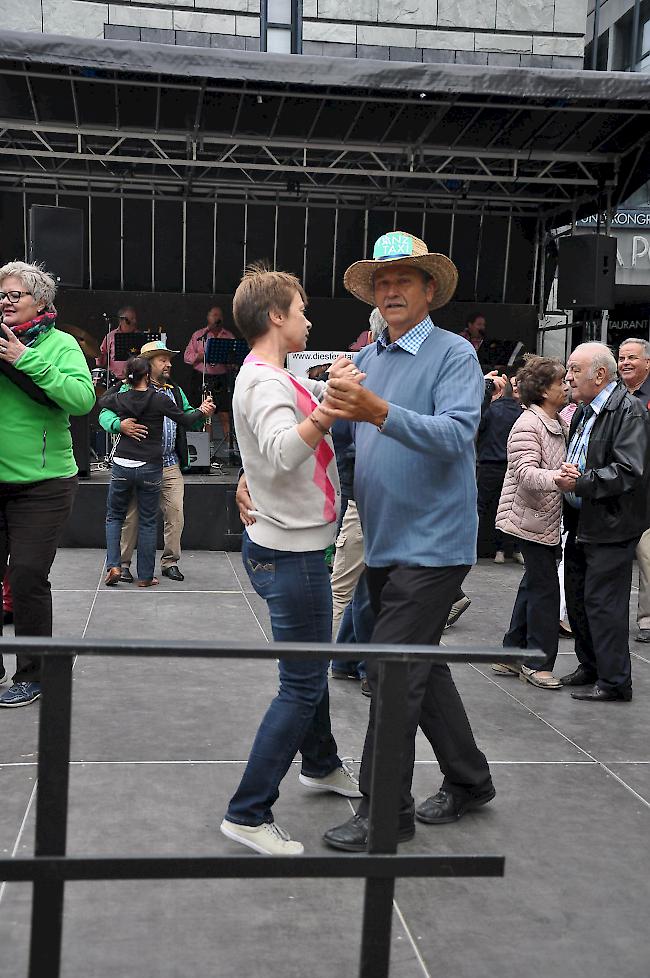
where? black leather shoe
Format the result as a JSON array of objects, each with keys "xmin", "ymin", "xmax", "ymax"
[
  {"xmin": 323, "ymin": 814, "xmax": 415, "ymax": 852},
  {"xmin": 571, "ymin": 684, "xmax": 632, "ymax": 702},
  {"xmin": 559, "ymin": 665, "xmax": 597, "ymax": 686},
  {"xmin": 161, "ymin": 566, "xmax": 184, "ymax": 582},
  {"xmin": 415, "ymin": 785, "xmax": 496, "ymax": 825},
  {"xmin": 120, "ymin": 567, "xmax": 134, "ymax": 584}
]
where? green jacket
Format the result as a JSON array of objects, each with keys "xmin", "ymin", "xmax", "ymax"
[
  {"xmin": 0, "ymin": 328, "xmax": 95, "ymax": 484},
  {"xmin": 98, "ymin": 381, "xmax": 203, "ymax": 472}
]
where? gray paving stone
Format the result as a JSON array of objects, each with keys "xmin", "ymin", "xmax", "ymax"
[
  {"xmin": 356, "ymin": 43, "xmax": 390, "ymax": 60},
  {"xmin": 175, "ymin": 30, "xmax": 211, "ymax": 47},
  {"xmin": 400, "ymin": 763, "xmax": 650, "ymax": 978},
  {"xmin": 104, "ymin": 25, "xmax": 141, "ymax": 41},
  {"xmin": 209, "ymin": 31, "xmax": 247, "ymax": 49},
  {"xmin": 2, "ymin": 551, "xmax": 649, "ymax": 977},
  {"xmin": 520, "ymin": 53, "xmax": 553, "ymax": 68},
  {"xmin": 320, "ymin": 41, "xmax": 358, "ymax": 58},
  {"xmin": 389, "ymin": 46, "xmax": 423, "ymax": 61},
  {"xmin": 0, "ymin": 767, "xmax": 36, "ymax": 853},
  {"xmin": 487, "ymin": 51, "xmax": 522, "ymax": 67},
  {"xmin": 140, "ymin": 27, "xmax": 175, "ymax": 45},
  {"xmin": 552, "ymin": 55, "xmax": 585, "ymax": 71},
  {"xmin": 302, "ymin": 40, "xmax": 323, "ymax": 56},
  {"xmin": 454, "ymin": 50, "xmax": 488, "ymax": 64},
  {"xmin": 422, "ymin": 48, "xmax": 456, "ymax": 63}
]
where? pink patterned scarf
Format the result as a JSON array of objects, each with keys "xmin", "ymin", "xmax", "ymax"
[{"xmin": 244, "ymin": 354, "xmax": 337, "ymax": 523}]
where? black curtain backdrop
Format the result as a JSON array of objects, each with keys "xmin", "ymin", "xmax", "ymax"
[{"xmin": 55, "ymin": 288, "xmax": 537, "ymax": 398}]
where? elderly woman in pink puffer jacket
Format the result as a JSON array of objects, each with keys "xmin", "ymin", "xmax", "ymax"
[{"xmin": 494, "ymin": 356, "xmax": 568, "ymax": 689}]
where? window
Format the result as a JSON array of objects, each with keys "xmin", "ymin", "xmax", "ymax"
[{"xmin": 261, "ymin": 0, "xmax": 302, "ymax": 54}]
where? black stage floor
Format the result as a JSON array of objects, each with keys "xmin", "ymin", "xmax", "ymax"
[
  {"xmin": 1, "ymin": 552, "xmax": 649, "ymax": 977},
  {"xmin": 61, "ymin": 466, "xmax": 242, "ymax": 551}
]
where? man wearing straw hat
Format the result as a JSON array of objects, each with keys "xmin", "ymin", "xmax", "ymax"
[{"xmin": 322, "ymin": 230, "xmax": 495, "ymax": 851}]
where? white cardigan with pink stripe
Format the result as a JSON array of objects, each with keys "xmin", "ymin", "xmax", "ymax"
[{"xmin": 233, "ymin": 360, "xmax": 341, "ymax": 552}]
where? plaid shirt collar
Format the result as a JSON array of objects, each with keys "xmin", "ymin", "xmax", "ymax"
[{"xmin": 377, "ymin": 315, "xmax": 434, "ymax": 356}]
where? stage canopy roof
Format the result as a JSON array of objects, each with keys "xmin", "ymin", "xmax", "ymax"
[{"xmin": 1, "ymin": 29, "xmax": 650, "ymax": 224}]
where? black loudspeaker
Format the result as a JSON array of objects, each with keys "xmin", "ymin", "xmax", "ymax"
[
  {"xmin": 186, "ymin": 431, "xmax": 211, "ymax": 472},
  {"xmin": 557, "ymin": 234, "xmax": 616, "ymax": 309},
  {"xmin": 69, "ymin": 413, "xmax": 90, "ymax": 478},
  {"xmin": 29, "ymin": 205, "xmax": 84, "ymax": 287}
]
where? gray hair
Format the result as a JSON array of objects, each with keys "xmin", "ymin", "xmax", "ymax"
[
  {"xmin": 575, "ymin": 342, "xmax": 618, "ymax": 382},
  {"xmin": 369, "ymin": 307, "xmax": 388, "ymax": 341},
  {"xmin": 0, "ymin": 260, "xmax": 56, "ymax": 310},
  {"xmin": 619, "ymin": 337, "xmax": 650, "ymax": 358}
]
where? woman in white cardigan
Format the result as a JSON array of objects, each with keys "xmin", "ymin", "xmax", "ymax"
[{"xmin": 494, "ymin": 356, "xmax": 568, "ymax": 689}]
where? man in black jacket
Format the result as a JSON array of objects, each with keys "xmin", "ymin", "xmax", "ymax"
[{"xmin": 555, "ymin": 342, "xmax": 650, "ymax": 702}]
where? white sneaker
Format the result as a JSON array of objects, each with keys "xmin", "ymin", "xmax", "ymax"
[
  {"xmin": 299, "ymin": 761, "xmax": 362, "ymax": 798},
  {"xmin": 494, "ymin": 551, "xmax": 505, "ymax": 564},
  {"xmin": 220, "ymin": 819, "xmax": 304, "ymax": 855},
  {"xmin": 513, "ymin": 552, "xmax": 525, "ymax": 566}
]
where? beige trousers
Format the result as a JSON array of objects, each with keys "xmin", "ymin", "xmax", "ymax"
[
  {"xmin": 636, "ymin": 526, "xmax": 650, "ymax": 628},
  {"xmin": 330, "ymin": 500, "xmax": 365, "ymax": 638},
  {"xmin": 120, "ymin": 463, "xmax": 185, "ymax": 570}
]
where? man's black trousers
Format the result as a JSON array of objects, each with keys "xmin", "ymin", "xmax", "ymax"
[
  {"xmin": 564, "ymin": 531, "xmax": 637, "ymax": 694},
  {"xmin": 356, "ymin": 564, "xmax": 492, "ymax": 827}
]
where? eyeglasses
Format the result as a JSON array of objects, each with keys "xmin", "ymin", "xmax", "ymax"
[{"xmin": 0, "ymin": 290, "xmax": 32, "ymax": 302}]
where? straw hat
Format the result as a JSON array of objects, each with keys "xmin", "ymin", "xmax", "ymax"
[
  {"xmin": 343, "ymin": 230, "xmax": 458, "ymax": 311},
  {"xmin": 140, "ymin": 340, "xmax": 179, "ymax": 358}
]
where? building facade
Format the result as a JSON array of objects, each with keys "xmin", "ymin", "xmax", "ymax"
[
  {"xmin": 7, "ymin": 1, "xmax": 587, "ymax": 70},
  {"xmin": 586, "ymin": 0, "xmax": 649, "ymax": 71}
]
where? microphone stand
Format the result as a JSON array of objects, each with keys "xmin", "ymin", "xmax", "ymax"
[{"xmin": 100, "ymin": 313, "xmax": 115, "ymax": 461}]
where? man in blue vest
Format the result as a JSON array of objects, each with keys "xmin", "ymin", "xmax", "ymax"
[{"xmin": 321, "ymin": 231, "xmax": 494, "ymax": 851}]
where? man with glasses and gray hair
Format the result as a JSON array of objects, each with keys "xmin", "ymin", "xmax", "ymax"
[
  {"xmin": 96, "ymin": 305, "xmax": 139, "ymax": 381},
  {"xmin": 617, "ymin": 337, "xmax": 650, "ymax": 642}
]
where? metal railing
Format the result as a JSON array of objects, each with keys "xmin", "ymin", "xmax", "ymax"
[{"xmin": 0, "ymin": 637, "xmax": 536, "ymax": 978}]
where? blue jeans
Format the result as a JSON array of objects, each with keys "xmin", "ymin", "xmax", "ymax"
[
  {"xmin": 332, "ymin": 571, "xmax": 375, "ymax": 678},
  {"xmin": 106, "ymin": 462, "xmax": 162, "ymax": 581},
  {"xmin": 226, "ymin": 533, "xmax": 342, "ymax": 826}
]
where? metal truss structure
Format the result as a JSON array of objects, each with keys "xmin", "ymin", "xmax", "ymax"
[{"xmin": 1, "ymin": 32, "xmax": 650, "ymax": 224}]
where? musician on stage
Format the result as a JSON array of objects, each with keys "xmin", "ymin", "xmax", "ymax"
[
  {"xmin": 96, "ymin": 305, "xmax": 139, "ymax": 381},
  {"xmin": 183, "ymin": 306, "xmax": 235, "ymax": 437}
]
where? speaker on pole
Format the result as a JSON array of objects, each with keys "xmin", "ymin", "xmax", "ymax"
[
  {"xmin": 29, "ymin": 205, "xmax": 84, "ymax": 287},
  {"xmin": 557, "ymin": 234, "xmax": 616, "ymax": 310}
]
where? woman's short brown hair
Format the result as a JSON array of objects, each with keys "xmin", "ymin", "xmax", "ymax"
[
  {"xmin": 232, "ymin": 263, "xmax": 307, "ymax": 344},
  {"xmin": 516, "ymin": 355, "xmax": 565, "ymax": 407}
]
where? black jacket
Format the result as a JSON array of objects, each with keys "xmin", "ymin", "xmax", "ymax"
[
  {"xmin": 563, "ymin": 382, "xmax": 650, "ymax": 544},
  {"xmin": 99, "ymin": 386, "xmax": 203, "ymax": 466},
  {"xmin": 477, "ymin": 397, "xmax": 522, "ymax": 464}
]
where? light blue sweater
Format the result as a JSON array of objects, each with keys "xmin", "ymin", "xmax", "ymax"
[{"xmin": 354, "ymin": 325, "xmax": 483, "ymax": 567}]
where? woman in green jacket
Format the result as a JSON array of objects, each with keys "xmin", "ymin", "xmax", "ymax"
[{"xmin": 0, "ymin": 260, "xmax": 95, "ymax": 708}]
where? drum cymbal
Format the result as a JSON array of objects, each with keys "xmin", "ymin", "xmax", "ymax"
[{"xmin": 59, "ymin": 324, "xmax": 101, "ymax": 360}]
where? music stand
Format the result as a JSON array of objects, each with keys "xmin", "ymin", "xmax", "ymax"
[
  {"xmin": 204, "ymin": 338, "xmax": 249, "ymax": 463},
  {"xmin": 113, "ymin": 331, "xmax": 157, "ymax": 363}
]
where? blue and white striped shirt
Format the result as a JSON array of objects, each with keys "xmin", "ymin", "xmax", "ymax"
[{"xmin": 565, "ymin": 380, "xmax": 617, "ymax": 508}]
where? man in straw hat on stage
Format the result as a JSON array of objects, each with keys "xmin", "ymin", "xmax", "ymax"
[{"xmin": 321, "ymin": 230, "xmax": 495, "ymax": 851}]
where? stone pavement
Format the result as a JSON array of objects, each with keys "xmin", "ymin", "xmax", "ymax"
[{"xmin": 1, "ymin": 550, "xmax": 649, "ymax": 978}]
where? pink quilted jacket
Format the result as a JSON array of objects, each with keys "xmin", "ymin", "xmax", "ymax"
[{"xmin": 495, "ymin": 405, "xmax": 567, "ymax": 546}]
